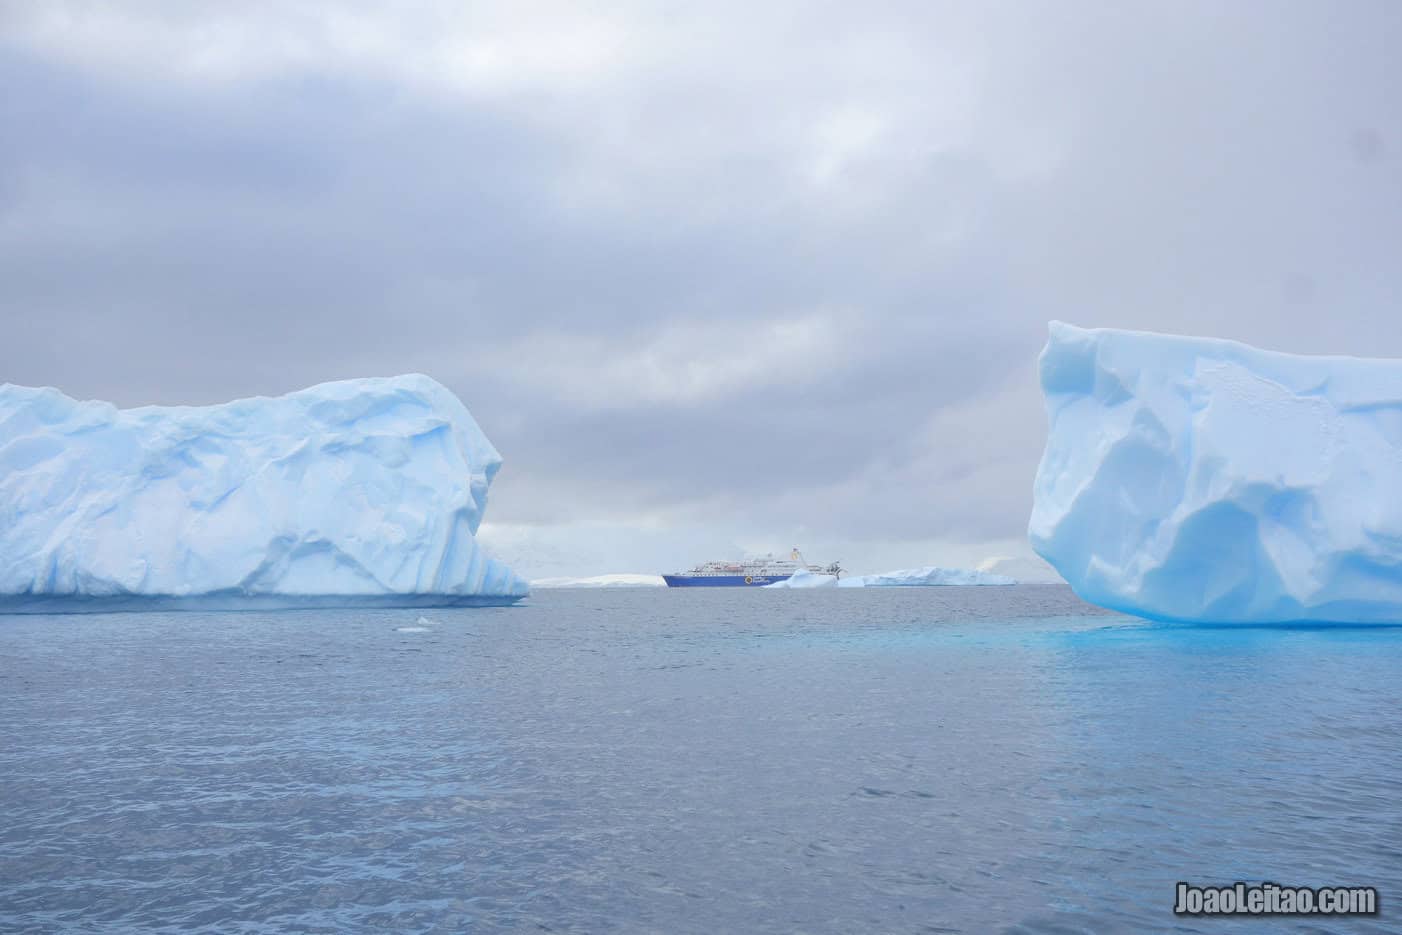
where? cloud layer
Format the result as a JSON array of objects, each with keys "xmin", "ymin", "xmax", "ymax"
[{"xmin": 3, "ymin": 1, "xmax": 1400, "ymax": 575}]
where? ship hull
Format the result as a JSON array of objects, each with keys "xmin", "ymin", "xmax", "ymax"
[{"xmin": 662, "ymin": 574, "xmax": 792, "ymax": 587}]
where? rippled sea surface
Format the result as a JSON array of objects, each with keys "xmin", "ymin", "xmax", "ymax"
[{"xmin": 4, "ymin": 586, "xmax": 1402, "ymax": 933}]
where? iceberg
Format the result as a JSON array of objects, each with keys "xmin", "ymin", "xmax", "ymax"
[
  {"xmin": 763, "ymin": 568, "xmax": 839, "ymax": 588},
  {"xmin": 531, "ymin": 574, "xmax": 666, "ymax": 588},
  {"xmin": 1030, "ymin": 322, "xmax": 1402, "ymax": 624},
  {"xmin": 763, "ymin": 566, "xmax": 1016, "ymax": 588},
  {"xmin": 0, "ymin": 375, "xmax": 528, "ymax": 612},
  {"xmin": 839, "ymin": 567, "xmax": 1017, "ymax": 587}
]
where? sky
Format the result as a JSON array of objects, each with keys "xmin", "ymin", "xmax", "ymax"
[{"xmin": 2, "ymin": 1, "xmax": 1400, "ymax": 579}]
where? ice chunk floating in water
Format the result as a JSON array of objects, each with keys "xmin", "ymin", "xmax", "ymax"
[
  {"xmin": 0, "ymin": 375, "xmax": 528, "ymax": 612},
  {"xmin": 1030, "ymin": 322, "xmax": 1402, "ymax": 624}
]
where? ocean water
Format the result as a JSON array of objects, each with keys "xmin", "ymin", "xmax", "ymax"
[{"xmin": 2, "ymin": 585, "xmax": 1401, "ymax": 933}]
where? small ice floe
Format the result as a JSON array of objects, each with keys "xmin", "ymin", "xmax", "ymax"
[{"xmin": 395, "ymin": 615, "xmax": 436, "ymax": 633}]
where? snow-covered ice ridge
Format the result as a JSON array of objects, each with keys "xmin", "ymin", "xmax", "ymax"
[
  {"xmin": 0, "ymin": 375, "xmax": 528, "ymax": 612},
  {"xmin": 765, "ymin": 567, "xmax": 1017, "ymax": 588},
  {"xmin": 1031, "ymin": 322, "xmax": 1402, "ymax": 624}
]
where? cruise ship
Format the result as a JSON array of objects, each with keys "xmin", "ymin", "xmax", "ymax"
[{"xmin": 663, "ymin": 549, "xmax": 843, "ymax": 587}]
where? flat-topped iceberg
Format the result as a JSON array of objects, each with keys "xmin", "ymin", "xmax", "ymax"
[
  {"xmin": 842, "ymin": 567, "xmax": 1016, "ymax": 587},
  {"xmin": 764, "ymin": 566, "xmax": 1016, "ymax": 588},
  {"xmin": 1030, "ymin": 322, "xmax": 1402, "ymax": 624},
  {"xmin": 531, "ymin": 574, "xmax": 666, "ymax": 588},
  {"xmin": 0, "ymin": 375, "xmax": 528, "ymax": 612}
]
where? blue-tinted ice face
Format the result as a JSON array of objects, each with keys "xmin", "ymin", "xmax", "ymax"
[
  {"xmin": 1031, "ymin": 322, "xmax": 1402, "ymax": 625},
  {"xmin": 0, "ymin": 376, "xmax": 528, "ymax": 611}
]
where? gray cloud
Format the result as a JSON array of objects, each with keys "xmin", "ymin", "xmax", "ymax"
[{"xmin": 2, "ymin": 1, "xmax": 1400, "ymax": 576}]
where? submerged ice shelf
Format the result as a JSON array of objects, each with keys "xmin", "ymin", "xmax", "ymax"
[
  {"xmin": 1031, "ymin": 322, "xmax": 1402, "ymax": 624},
  {"xmin": 0, "ymin": 375, "xmax": 528, "ymax": 612}
]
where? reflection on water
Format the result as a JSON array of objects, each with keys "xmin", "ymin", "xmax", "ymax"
[{"xmin": 2, "ymin": 586, "xmax": 1399, "ymax": 933}]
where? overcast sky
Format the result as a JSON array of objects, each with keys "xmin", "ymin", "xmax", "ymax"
[{"xmin": 2, "ymin": 2, "xmax": 1400, "ymax": 577}]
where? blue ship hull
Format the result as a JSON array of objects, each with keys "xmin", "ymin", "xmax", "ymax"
[{"xmin": 662, "ymin": 574, "xmax": 792, "ymax": 587}]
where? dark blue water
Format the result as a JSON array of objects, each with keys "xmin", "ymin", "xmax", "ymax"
[{"xmin": 3, "ymin": 586, "xmax": 1401, "ymax": 933}]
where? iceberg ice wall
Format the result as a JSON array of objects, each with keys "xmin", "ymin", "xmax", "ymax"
[
  {"xmin": 0, "ymin": 375, "xmax": 528, "ymax": 611},
  {"xmin": 1030, "ymin": 322, "xmax": 1402, "ymax": 624}
]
